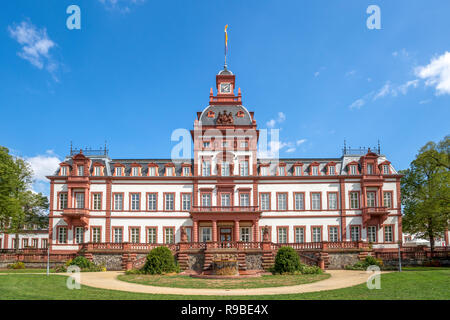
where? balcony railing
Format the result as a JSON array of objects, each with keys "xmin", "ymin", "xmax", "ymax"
[
  {"xmin": 362, "ymin": 206, "xmax": 389, "ymax": 215},
  {"xmin": 62, "ymin": 208, "xmax": 89, "ymax": 216},
  {"xmin": 191, "ymin": 205, "xmax": 260, "ymax": 213}
]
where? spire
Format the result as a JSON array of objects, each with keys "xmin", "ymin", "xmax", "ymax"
[{"xmin": 224, "ymin": 25, "xmax": 229, "ymax": 69}]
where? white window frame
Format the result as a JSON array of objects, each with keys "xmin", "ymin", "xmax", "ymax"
[
  {"xmin": 368, "ymin": 226, "xmax": 377, "ymax": 243},
  {"xmin": 350, "ymin": 192, "xmax": 359, "ymax": 209},
  {"xmin": 277, "ymin": 193, "xmax": 287, "ymax": 210},
  {"xmin": 147, "ymin": 228, "xmax": 157, "ymax": 243},
  {"xmin": 113, "ymin": 228, "xmax": 123, "ymax": 243},
  {"xmin": 329, "ymin": 227, "xmax": 339, "ymax": 242},
  {"xmin": 77, "ymin": 165, "xmax": 84, "ymax": 176},
  {"xmin": 182, "ymin": 194, "xmax": 191, "ymax": 211},
  {"xmin": 295, "ymin": 227, "xmax": 304, "ymax": 243},
  {"xmin": 148, "ymin": 193, "xmax": 157, "ymax": 211},
  {"xmin": 311, "ymin": 193, "xmax": 321, "ymax": 210},
  {"xmin": 260, "ymin": 193, "xmax": 270, "ymax": 210},
  {"xmin": 328, "ymin": 193, "xmax": 338, "ymax": 210},
  {"xmin": 114, "ymin": 194, "xmax": 123, "ymax": 211},
  {"xmin": 350, "ymin": 226, "xmax": 360, "ymax": 242},
  {"xmin": 278, "ymin": 227, "xmax": 287, "ymax": 244},
  {"xmin": 59, "ymin": 193, "xmax": 68, "ymax": 210},
  {"xmin": 130, "ymin": 228, "xmax": 140, "ymax": 243},
  {"xmin": 312, "ymin": 227, "xmax": 322, "ymax": 242},
  {"xmin": 165, "ymin": 193, "xmax": 174, "ymax": 211},
  {"xmin": 221, "ymin": 162, "xmax": 230, "ymax": 176},
  {"xmin": 58, "ymin": 227, "xmax": 67, "ymax": 244},
  {"xmin": 200, "ymin": 227, "xmax": 212, "ymax": 242},
  {"xmin": 240, "ymin": 161, "xmax": 249, "ymax": 176},
  {"xmin": 201, "ymin": 194, "xmax": 211, "ymax": 207},
  {"xmin": 240, "ymin": 193, "xmax": 250, "ymax": 207},
  {"xmin": 240, "ymin": 227, "xmax": 251, "ymax": 242},
  {"xmin": 294, "ymin": 193, "xmax": 304, "ymax": 210},
  {"xmin": 75, "ymin": 227, "xmax": 84, "ymax": 244},
  {"xmin": 92, "ymin": 193, "xmax": 101, "ymax": 210},
  {"xmin": 92, "ymin": 227, "xmax": 101, "ymax": 243},
  {"xmin": 131, "ymin": 193, "xmax": 140, "ymax": 211}
]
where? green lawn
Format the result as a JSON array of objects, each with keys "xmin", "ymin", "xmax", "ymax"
[
  {"xmin": 0, "ymin": 268, "xmax": 448, "ymax": 300},
  {"xmin": 0, "ymin": 268, "xmax": 55, "ymax": 273},
  {"xmin": 117, "ymin": 273, "xmax": 330, "ymax": 289}
]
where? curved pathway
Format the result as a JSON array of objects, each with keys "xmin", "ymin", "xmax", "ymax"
[{"xmin": 78, "ymin": 270, "xmax": 372, "ymax": 296}]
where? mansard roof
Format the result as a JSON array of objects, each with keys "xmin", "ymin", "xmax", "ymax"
[{"xmin": 199, "ymin": 105, "xmax": 253, "ymax": 126}]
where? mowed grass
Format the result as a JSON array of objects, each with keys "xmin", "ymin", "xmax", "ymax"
[
  {"xmin": 117, "ymin": 273, "xmax": 330, "ymax": 289},
  {"xmin": 0, "ymin": 268, "xmax": 448, "ymax": 300},
  {"xmin": 0, "ymin": 268, "xmax": 55, "ymax": 273}
]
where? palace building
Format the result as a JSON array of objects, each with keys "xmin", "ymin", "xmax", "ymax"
[{"xmin": 34, "ymin": 65, "xmax": 408, "ymax": 254}]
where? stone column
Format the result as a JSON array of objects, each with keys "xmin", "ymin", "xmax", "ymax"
[
  {"xmin": 253, "ymin": 220, "xmax": 259, "ymax": 242},
  {"xmin": 193, "ymin": 220, "xmax": 198, "ymax": 242},
  {"xmin": 234, "ymin": 220, "xmax": 240, "ymax": 242},
  {"xmin": 212, "ymin": 220, "xmax": 217, "ymax": 242},
  {"xmin": 67, "ymin": 187, "xmax": 72, "ymax": 208}
]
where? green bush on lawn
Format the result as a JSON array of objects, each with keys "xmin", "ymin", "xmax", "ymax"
[
  {"xmin": 53, "ymin": 256, "xmax": 105, "ymax": 272},
  {"xmin": 272, "ymin": 247, "xmax": 322, "ymax": 275},
  {"xmin": 141, "ymin": 246, "xmax": 180, "ymax": 275},
  {"xmin": 7, "ymin": 261, "xmax": 25, "ymax": 269},
  {"xmin": 345, "ymin": 256, "xmax": 383, "ymax": 270}
]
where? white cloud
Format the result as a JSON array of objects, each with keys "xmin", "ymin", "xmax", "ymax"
[
  {"xmin": 266, "ymin": 112, "xmax": 286, "ymax": 128},
  {"xmin": 286, "ymin": 148, "xmax": 296, "ymax": 153},
  {"xmin": 25, "ymin": 150, "xmax": 61, "ymax": 185},
  {"xmin": 346, "ymin": 70, "xmax": 356, "ymax": 77},
  {"xmin": 296, "ymin": 139, "xmax": 307, "ymax": 146},
  {"xmin": 8, "ymin": 20, "xmax": 59, "ymax": 79},
  {"xmin": 419, "ymin": 99, "xmax": 431, "ymax": 105},
  {"xmin": 392, "ymin": 48, "xmax": 409, "ymax": 58},
  {"xmin": 373, "ymin": 82, "xmax": 392, "ymax": 100},
  {"xmin": 398, "ymin": 80, "xmax": 419, "ymax": 95},
  {"xmin": 99, "ymin": 0, "xmax": 146, "ymax": 12},
  {"xmin": 349, "ymin": 98, "xmax": 366, "ymax": 110},
  {"xmin": 314, "ymin": 71, "xmax": 320, "ymax": 77},
  {"xmin": 415, "ymin": 51, "xmax": 450, "ymax": 95}
]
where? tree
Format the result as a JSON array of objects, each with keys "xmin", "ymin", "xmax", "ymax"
[
  {"xmin": 401, "ymin": 136, "xmax": 450, "ymax": 254},
  {"xmin": 0, "ymin": 146, "xmax": 49, "ymax": 250}
]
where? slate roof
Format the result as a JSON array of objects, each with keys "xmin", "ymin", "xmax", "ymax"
[{"xmin": 199, "ymin": 105, "xmax": 253, "ymax": 126}]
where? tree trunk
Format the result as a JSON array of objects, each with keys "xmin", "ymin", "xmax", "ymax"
[{"xmin": 14, "ymin": 232, "xmax": 19, "ymax": 252}]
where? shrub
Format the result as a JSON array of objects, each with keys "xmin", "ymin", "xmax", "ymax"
[
  {"xmin": 299, "ymin": 264, "xmax": 323, "ymax": 274},
  {"xmin": 7, "ymin": 261, "xmax": 25, "ymax": 269},
  {"xmin": 54, "ymin": 265, "xmax": 67, "ymax": 273},
  {"xmin": 125, "ymin": 269, "xmax": 144, "ymax": 275},
  {"xmin": 273, "ymin": 247, "xmax": 302, "ymax": 274},
  {"xmin": 66, "ymin": 256, "xmax": 103, "ymax": 272},
  {"xmin": 142, "ymin": 246, "xmax": 179, "ymax": 275},
  {"xmin": 345, "ymin": 255, "xmax": 383, "ymax": 270}
]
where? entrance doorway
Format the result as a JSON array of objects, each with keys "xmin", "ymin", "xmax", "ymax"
[{"xmin": 220, "ymin": 228, "xmax": 232, "ymax": 242}]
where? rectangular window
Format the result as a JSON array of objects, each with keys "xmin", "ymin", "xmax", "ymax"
[
  {"xmin": 240, "ymin": 227, "xmax": 250, "ymax": 242},
  {"xmin": 148, "ymin": 166, "xmax": 157, "ymax": 176},
  {"xmin": 113, "ymin": 228, "xmax": 123, "ymax": 243},
  {"xmin": 221, "ymin": 162, "xmax": 230, "ymax": 176},
  {"xmin": 295, "ymin": 227, "xmax": 304, "ymax": 243},
  {"xmin": 328, "ymin": 166, "xmax": 335, "ymax": 175},
  {"xmin": 311, "ymin": 166, "xmax": 319, "ymax": 176},
  {"xmin": 350, "ymin": 165, "xmax": 357, "ymax": 175},
  {"xmin": 240, "ymin": 193, "xmax": 250, "ymax": 207},
  {"xmin": 295, "ymin": 166, "xmax": 302, "ymax": 176},
  {"xmin": 328, "ymin": 193, "xmax": 338, "ymax": 210},
  {"xmin": 77, "ymin": 165, "xmax": 84, "ymax": 176},
  {"xmin": 294, "ymin": 193, "xmax": 305, "ymax": 210},
  {"xmin": 130, "ymin": 228, "xmax": 140, "ymax": 243},
  {"xmin": 240, "ymin": 161, "xmax": 249, "ymax": 176},
  {"xmin": 203, "ymin": 141, "xmax": 210, "ymax": 148},
  {"xmin": 260, "ymin": 193, "xmax": 270, "ymax": 210},
  {"xmin": 182, "ymin": 194, "xmax": 191, "ymax": 211},
  {"xmin": 147, "ymin": 228, "xmax": 157, "ymax": 243},
  {"xmin": 278, "ymin": 227, "xmax": 287, "ymax": 244},
  {"xmin": 329, "ymin": 227, "xmax": 339, "ymax": 242},
  {"xmin": 183, "ymin": 167, "xmax": 190, "ymax": 176},
  {"xmin": 383, "ymin": 192, "xmax": 392, "ymax": 208},
  {"xmin": 94, "ymin": 166, "xmax": 101, "ymax": 176},
  {"xmin": 367, "ymin": 192, "xmax": 376, "ymax": 207},
  {"xmin": 75, "ymin": 193, "xmax": 84, "ymax": 209},
  {"xmin": 165, "ymin": 193, "xmax": 174, "ymax": 211},
  {"xmin": 351, "ymin": 226, "xmax": 360, "ymax": 241},
  {"xmin": 201, "ymin": 194, "xmax": 211, "ymax": 207},
  {"xmin": 131, "ymin": 193, "xmax": 140, "ymax": 211},
  {"xmin": 61, "ymin": 166, "xmax": 67, "ymax": 176},
  {"xmin": 311, "ymin": 193, "xmax": 321, "ymax": 210},
  {"xmin": 202, "ymin": 161, "xmax": 211, "ymax": 176},
  {"xmin": 148, "ymin": 193, "xmax": 157, "ymax": 211},
  {"xmin": 277, "ymin": 193, "xmax": 287, "ymax": 211},
  {"xmin": 201, "ymin": 227, "xmax": 211, "ymax": 242},
  {"xmin": 132, "ymin": 167, "xmax": 139, "ymax": 176},
  {"xmin": 75, "ymin": 227, "xmax": 84, "ymax": 244},
  {"xmin": 92, "ymin": 193, "xmax": 101, "ymax": 210},
  {"xmin": 221, "ymin": 193, "xmax": 231, "ymax": 207},
  {"xmin": 115, "ymin": 167, "xmax": 123, "ymax": 176},
  {"xmin": 384, "ymin": 226, "xmax": 393, "ymax": 242},
  {"xmin": 383, "ymin": 165, "xmax": 389, "ymax": 174},
  {"xmin": 42, "ymin": 239, "xmax": 48, "ymax": 249},
  {"xmin": 114, "ymin": 194, "xmax": 123, "ymax": 211},
  {"xmin": 312, "ymin": 227, "xmax": 322, "ymax": 242},
  {"xmin": 23, "ymin": 239, "xmax": 29, "ymax": 247},
  {"xmin": 350, "ymin": 192, "xmax": 359, "ymax": 209},
  {"xmin": 367, "ymin": 164, "xmax": 373, "ymax": 175},
  {"xmin": 32, "ymin": 239, "xmax": 38, "ymax": 248},
  {"xmin": 278, "ymin": 166, "xmax": 285, "ymax": 176},
  {"xmin": 166, "ymin": 167, "xmax": 174, "ymax": 176},
  {"xmin": 92, "ymin": 227, "xmax": 101, "ymax": 243},
  {"xmin": 368, "ymin": 226, "xmax": 377, "ymax": 243},
  {"xmin": 240, "ymin": 141, "xmax": 248, "ymax": 148},
  {"xmin": 59, "ymin": 193, "xmax": 68, "ymax": 210},
  {"xmin": 58, "ymin": 227, "xmax": 67, "ymax": 244}
]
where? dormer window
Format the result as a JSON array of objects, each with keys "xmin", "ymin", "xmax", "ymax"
[
  {"xmin": 328, "ymin": 166, "xmax": 335, "ymax": 175},
  {"xmin": 350, "ymin": 165, "xmax": 357, "ymax": 175},
  {"xmin": 77, "ymin": 165, "xmax": 84, "ymax": 176},
  {"xmin": 132, "ymin": 167, "xmax": 139, "ymax": 176},
  {"xmin": 203, "ymin": 141, "xmax": 210, "ymax": 148},
  {"xmin": 221, "ymin": 162, "xmax": 230, "ymax": 176},
  {"xmin": 94, "ymin": 166, "xmax": 101, "ymax": 176},
  {"xmin": 277, "ymin": 166, "xmax": 286, "ymax": 176},
  {"xmin": 260, "ymin": 166, "xmax": 268, "ymax": 176},
  {"xmin": 148, "ymin": 166, "xmax": 157, "ymax": 176},
  {"xmin": 166, "ymin": 166, "xmax": 174, "ymax": 176},
  {"xmin": 115, "ymin": 167, "xmax": 123, "ymax": 176},
  {"xmin": 311, "ymin": 166, "xmax": 319, "ymax": 176},
  {"xmin": 182, "ymin": 166, "xmax": 190, "ymax": 176},
  {"xmin": 295, "ymin": 166, "xmax": 302, "ymax": 176},
  {"xmin": 60, "ymin": 166, "xmax": 68, "ymax": 176},
  {"xmin": 367, "ymin": 164, "xmax": 373, "ymax": 175}
]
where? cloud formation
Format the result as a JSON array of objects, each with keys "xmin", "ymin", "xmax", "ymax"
[
  {"xmin": 8, "ymin": 20, "xmax": 59, "ymax": 79},
  {"xmin": 266, "ymin": 112, "xmax": 286, "ymax": 128},
  {"xmin": 24, "ymin": 150, "xmax": 61, "ymax": 195},
  {"xmin": 98, "ymin": 0, "xmax": 146, "ymax": 12},
  {"xmin": 415, "ymin": 51, "xmax": 450, "ymax": 95}
]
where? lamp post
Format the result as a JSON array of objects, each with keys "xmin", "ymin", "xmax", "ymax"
[
  {"xmin": 46, "ymin": 245, "xmax": 50, "ymax": 276},
  {"xmin": 397, "ymin": 240, "xmax": 402, "ymax": 272}
]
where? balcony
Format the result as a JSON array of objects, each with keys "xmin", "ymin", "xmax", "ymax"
[
  {"xmin": 191, "ymin": 205, "xmax": 260, "ymax": 213},
  {"xmin": 61, "ymin": 208, "xmax": 89, "ymax": 227},
  {"xmin": 362, "ymin": 206, "xmax": 389, "ymax": 226}
]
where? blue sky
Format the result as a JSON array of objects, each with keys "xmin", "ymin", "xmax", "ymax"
[{"xmin": 1, "ymin": 0, "xmax": 449, "ymax": 195}]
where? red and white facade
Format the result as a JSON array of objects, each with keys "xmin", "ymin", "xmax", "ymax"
[{"xmin": 44, "ymin": 67, "xmax": 414, "ymax": 254}]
